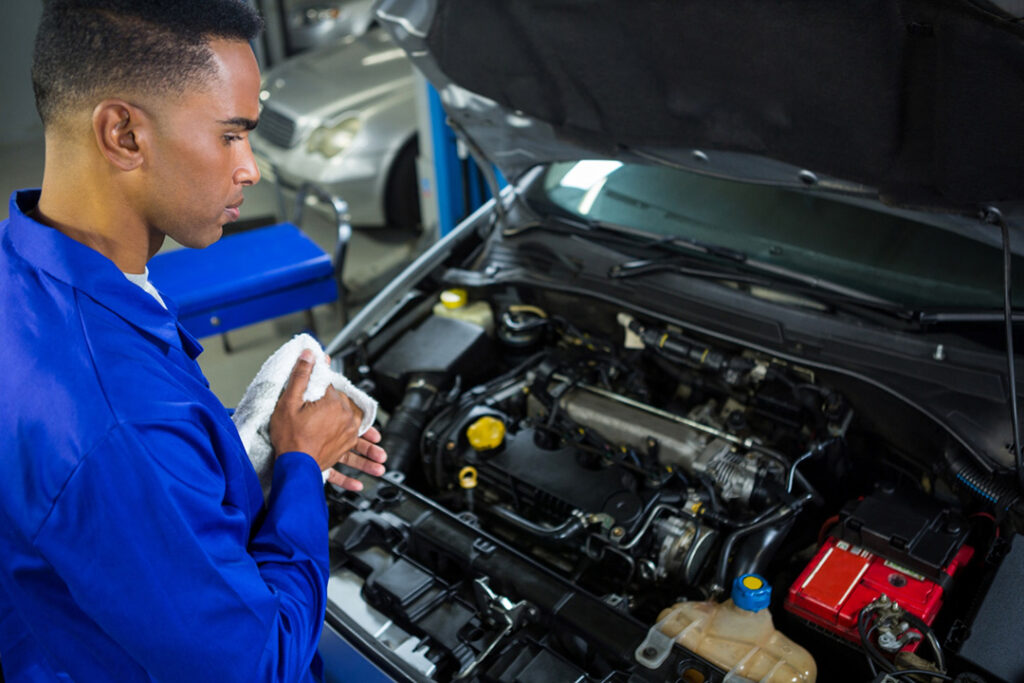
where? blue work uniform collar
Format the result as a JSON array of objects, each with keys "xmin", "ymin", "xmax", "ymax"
[{"xmin": 6, "ymin": 190, "xmax": 204, "ymax": 360}]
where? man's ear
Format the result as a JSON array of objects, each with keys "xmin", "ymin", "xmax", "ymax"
[{"xmin": 92, "ymin": 100, "xmax": 148, "ymax": 171}]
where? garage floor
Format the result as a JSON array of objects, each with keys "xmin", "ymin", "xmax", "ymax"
[{"xmin": 0, "ymin": 135, "xmax": 428, "ymax": 407}]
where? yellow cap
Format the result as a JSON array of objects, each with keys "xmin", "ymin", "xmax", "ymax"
[
  {"xmin": 466, "ymin": 416, "xmax": 506, "ymax": 451},
  {"xmin": 440, "ymin": 288, "xmax": 468, "ymax": 310},
  {"xmin": 458, "ymin": 466, "xmax": 478, "ymax": 489},
  {"xmin": 742, "ymin": 575, "xmax": 764, "ymax": 590}
]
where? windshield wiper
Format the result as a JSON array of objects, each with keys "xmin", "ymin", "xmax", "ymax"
[
  {"xmin": 609, "ymin": 251, "xmax": 914, "ymax": 320},
  {"xmin": 916, "ymin": 309, "xmax": 1024, "ymax": 324},
  {"xmin": 521, "ymin": 199, "xmax": 914, "ymax": 319},
  {"xmin": 609, "ymin": 255, "xmax": 769, "ymax": 285}
]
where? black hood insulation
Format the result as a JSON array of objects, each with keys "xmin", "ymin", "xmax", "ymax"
[{"xmin": 423, "ymin": 0, "xmax": 1024, "ymax": 210}]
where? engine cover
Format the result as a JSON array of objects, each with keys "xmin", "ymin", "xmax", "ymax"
[{"xmin": 472, "ymin": 425, "xmax": 648, "ymax": 528}]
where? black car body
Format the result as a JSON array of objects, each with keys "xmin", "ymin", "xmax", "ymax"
[{"xmin": 318, "ymin": 1, "xmax": 1024, "ymax": 681}]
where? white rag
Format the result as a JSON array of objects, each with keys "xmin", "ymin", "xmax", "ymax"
[{"xmin": 232, "ymin": 333, "xmax": 378, "ymax": 495}]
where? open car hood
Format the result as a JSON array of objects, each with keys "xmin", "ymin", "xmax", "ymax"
[{"xmin": 377, "ymin": 0, "xmax": 1024, "ymax": 224}]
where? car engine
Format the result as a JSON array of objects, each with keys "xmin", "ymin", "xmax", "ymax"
[{"xmin": 326, "ymin": 283, "xmax": 1013, "ymax": 682}]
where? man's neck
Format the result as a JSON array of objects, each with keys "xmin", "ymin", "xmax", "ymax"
[{"xmin": 33, "ymin": 139, "xmax": 161, "ymax": 273}]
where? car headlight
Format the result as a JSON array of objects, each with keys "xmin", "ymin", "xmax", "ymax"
[{"xmin": 306, "ymin": 117, "xmax": 361, "ymax": 159}]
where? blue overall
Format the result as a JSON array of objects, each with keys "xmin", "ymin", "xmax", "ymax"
[{"xmin": 0, "ymin": 191, "xmax": 328, "ymax": 682}]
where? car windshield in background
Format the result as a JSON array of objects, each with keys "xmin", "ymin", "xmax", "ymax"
[{"xmin": 539, "ymin": 160, "xmax": 1024, "ymax": 311}]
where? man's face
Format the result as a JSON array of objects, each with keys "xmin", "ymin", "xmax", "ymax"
[{"xmin": 140, "ymin": 39, "xmax": 262, "ymax": 249}]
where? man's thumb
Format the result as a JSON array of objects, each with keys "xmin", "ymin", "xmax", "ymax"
[{"xmin": 282, "ymin": 349, "xmax": 315, "ymax": 405}]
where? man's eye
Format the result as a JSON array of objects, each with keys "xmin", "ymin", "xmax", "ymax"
[{"xmin": 224, "ymin": 134, "xmax": 243, "ymax": 144}]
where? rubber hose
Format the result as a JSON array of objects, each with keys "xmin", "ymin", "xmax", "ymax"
[
  {"xmin": 380, "ymin": 377, "xmax": 438, "ymax": 474},
  {"xmin": 489, "ymin": 506, "xmax": 586, "ymax": 545},
  {"xmin": 950, "ymin": 456, "xmax": 1019, "ymax": 509},
  {"xmin": 712, "ymin": 500, "xmax": 805, "ymax": 593}
]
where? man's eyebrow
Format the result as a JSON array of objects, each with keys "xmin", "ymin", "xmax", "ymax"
[{"xmin": 219, "ymin": 117, "xmax": 259, "ymax": 130}]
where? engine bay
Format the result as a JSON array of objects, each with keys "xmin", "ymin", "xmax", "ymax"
[{"xmin": 326, "ymin": 280, "xmax": 1016, "ymax": 682}]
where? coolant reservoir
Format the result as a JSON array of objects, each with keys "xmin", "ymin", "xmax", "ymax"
[
  {"xmin": 636, "ymin": 574, "xmax": 816, "ymax": 682},
  {"xmin": 432, "ymin": 288, "xmax": 494, "ymax": 334}
]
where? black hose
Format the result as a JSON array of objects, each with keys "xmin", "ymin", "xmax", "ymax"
[
  {"xmin": 786, "ymin": 439, "xmax": 836, "ymax": 493},
  {"xmin": 489, "ymin": 506, "xmax": 587, "ymax": 545},
  {"xmin": 379, "ymin": 375, "xmax": 438, "ymax": 474},
  {"xmin": 753, "ymin": 444, "xmax": 824, "ymax": 507},
  {"xmin": 711, "ymin": 497, "xmax": 807, "ymax": 593},
  {"xmin": 791, "ymin": 468, "xmax": 823, "ymax": 506},
  {"xmin": 729, "ymin": 517, "xmax": 796, "ymax": 582},
  {"xmin": 698, "ymin": 474, "xmax": 723, "ymax": 514},
  {"xmin": 948, "ymin": 451, "xmax": 1019, "ymax": 510}
]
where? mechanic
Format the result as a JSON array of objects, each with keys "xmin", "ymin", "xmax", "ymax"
[{"xmin": 0, "ymin": 1, "xmax": 386, "ymax": 681}]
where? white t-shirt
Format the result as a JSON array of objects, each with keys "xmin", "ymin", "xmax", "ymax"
[{"xmin": 122, "ymin": 268, "xmax": 167, "ymax": 309}]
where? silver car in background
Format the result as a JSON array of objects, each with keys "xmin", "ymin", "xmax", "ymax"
[
  {"xmin": 281, "ymin": 0, "xmax": 375, "ymax": 54},
  {"xmin": 252, "ymin": 26, "xmax": 420, "ymax": 230}
]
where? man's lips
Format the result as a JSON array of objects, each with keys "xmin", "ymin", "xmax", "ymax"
[{"xmin": 224, "ymin": 199, "xmax": 244, "ymax": 222}]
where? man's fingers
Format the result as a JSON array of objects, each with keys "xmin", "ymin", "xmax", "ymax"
[
  {"xmin": 281, "ymin": 349, "xmax": 315, "ymax": 406},
  {"xmin": 326, "ymin": 468, "xmax": 363, "ymax": 491},
  {"xmin": 338, "ymin": 450, "xmax": 386, "ymax": 477},
  {"xmin": 352, "ymin": 438, "xmax": 387, "ymax": 463},
  {"xmin": 362, "ymin": 426, "xmax": 382, "ymax": 443}
]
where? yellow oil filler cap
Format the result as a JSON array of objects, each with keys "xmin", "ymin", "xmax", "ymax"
[
  {"xmin": 466, "ymin": 416, "xmax": 506, "ymax": 451},
  {"xmin": 458, "ymin": 466, "xmax": 478, "ymax": 489},
  {"xmin": 440, "ymin": 288, "xmax": 468, "ymax": 310}
]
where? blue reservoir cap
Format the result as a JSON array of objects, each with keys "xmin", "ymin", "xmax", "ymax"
[{"xmin": 732, "ymin": 573, "xmax": 772, "ymax": 612}]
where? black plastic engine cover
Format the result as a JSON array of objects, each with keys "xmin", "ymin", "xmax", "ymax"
[
  {"xmin": 374, "ymin": 315, "xmax": 494, "ymax": 398},
  {"xmin": 837, "ymin": 486, "xmax": 969, "ymax": 583},
  {"xmin": 473, "ymin": 427, "xmax": 647, "ymax": 528}
]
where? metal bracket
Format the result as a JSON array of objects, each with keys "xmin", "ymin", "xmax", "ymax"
[{"xmin": 454, "ymin": 577, "xmax": 531, "ymax": 679}]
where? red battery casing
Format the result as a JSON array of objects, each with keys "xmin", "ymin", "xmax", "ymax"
[{"xmin": 784, "ymin": 537, "xmax": 973, "ymax": 649}]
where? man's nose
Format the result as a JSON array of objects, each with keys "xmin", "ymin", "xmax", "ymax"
[{"xmin": 235, "ymin": 140, "xmax": 261, "ymax": 186}]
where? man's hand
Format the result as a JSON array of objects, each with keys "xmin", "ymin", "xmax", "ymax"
[
  {"xmin": 268, "ymin": 350, "xmax": 387, "ymax": 490},
  {"xmin": 328, "ymin": 425, "xmax": 385, "ymax": 490}
]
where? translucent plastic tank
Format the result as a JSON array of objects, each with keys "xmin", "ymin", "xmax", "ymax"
[
  {"xmin": 636, "ymin": 574, "xmax": 816, "ymax": 683},
  {"xmin": 432, "ymin": 288, "xmax": 494, "ymax": 334}
]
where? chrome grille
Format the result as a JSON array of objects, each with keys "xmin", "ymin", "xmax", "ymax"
[{"xmin": 257, "ymin": 105, "xmax": 298, "ymax": 148}]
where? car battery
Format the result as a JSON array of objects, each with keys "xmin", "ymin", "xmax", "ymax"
[{"xmin": 785, "ymin": 537, "xmax": 973, "ymax": 650}]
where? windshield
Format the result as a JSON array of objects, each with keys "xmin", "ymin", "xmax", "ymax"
[{"xmin": 538, "ymin": 161, "xmax": 1024, "ymax": 310}]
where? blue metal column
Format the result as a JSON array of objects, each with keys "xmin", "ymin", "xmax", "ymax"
[
  {"xmin": 426, "ymin": 84, "xmax": 507, "ymax": 237},
  {"xmin": 427, "ymin": 85, "xmax": 464, "ymax": 238}
]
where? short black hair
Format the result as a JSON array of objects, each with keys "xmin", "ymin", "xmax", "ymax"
[{"xmin": 32, "ymin": 0, "xmax": 264, "ymax": 127}]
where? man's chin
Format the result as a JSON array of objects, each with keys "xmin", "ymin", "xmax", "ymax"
[
  {"xmin": 177, "ymin": 225, "xmax": 224, "ymax": 250},
  {"xmin": 200, "ymin": 225, "xmax": 225, "ymax": 248}
]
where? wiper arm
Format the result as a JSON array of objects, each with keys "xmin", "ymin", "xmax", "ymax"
[
  {"xmin": 523, "ymin": 200, "xmax": 910, "ymax": 317},
  {"xmin": 609, "ymin": 252, "xmax": 913, "ymax": 319},
  {"xmin": 609, "ymin": 256, "xmax": 769, "ymax": 286},
  {"xmin": 513, "ymin": 205, "xmax": 748, "ymax": 261},
  {"xmin": 916, "ymin": 309, "xmax": 1024, "ymax": 324}
]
